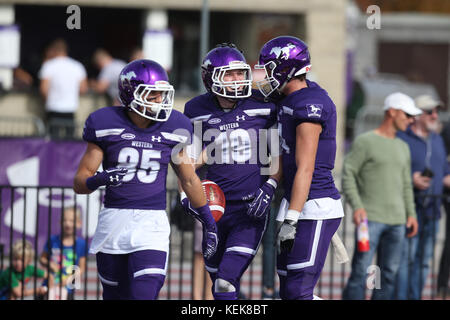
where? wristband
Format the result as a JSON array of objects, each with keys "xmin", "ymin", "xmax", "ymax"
[
  {"xmin": 195, "ymin": 203, "xmax": 216, "ymax": 228},
  {"xmin": 86, "ymin": 175, "xmax": 100, "ymax": 191},
  {"xmin": 266, "ymin": 178, "xmax": 278, "ymax": 189},
  {"xmin": 285, "ymin": 209, "xmax": 301, "ymax": 222}
]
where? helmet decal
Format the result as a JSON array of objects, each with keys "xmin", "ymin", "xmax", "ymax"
[
  {"xmin": 255, "ymin": 36, "xmax": 311, "ymax": 98},
  {"xmin": 270, "ymin": 43, "xmax": 297, "ymax": 60}
]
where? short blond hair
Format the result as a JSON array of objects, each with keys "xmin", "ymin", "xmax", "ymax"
[
  {"xmin": 62, "ymin": 206, "xmax": 82, "ymax": 223},
  {"xmin": 12, "ymin": 239, "xmax": 34, "ymax": 261}
]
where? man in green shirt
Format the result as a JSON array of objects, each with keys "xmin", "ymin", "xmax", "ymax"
[{"xmin": 342, "ymin": 92, "xmax": 420, "ymax": 300}]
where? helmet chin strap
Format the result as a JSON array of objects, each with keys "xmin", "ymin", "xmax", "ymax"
[{"xmin": 277, "ymin": 67, "xmax": 299, "ymax": 93}]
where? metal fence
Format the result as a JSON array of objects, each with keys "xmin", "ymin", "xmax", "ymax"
[{"xmin": 0, "ymin": 185, "xmax": 449, "ymax": 300}]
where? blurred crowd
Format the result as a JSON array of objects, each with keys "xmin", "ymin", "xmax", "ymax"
[{"xmin": 10, "ymin": 38, "xmax": 143, "ymax": 139}]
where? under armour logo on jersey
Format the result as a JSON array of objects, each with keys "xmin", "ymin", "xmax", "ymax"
[
  {"xmin": 236, "ymin": 115, "xmax": 246, "ymax": 121},
  {"xmin": 307, "ymin": 104, "xmax": 323, "ymax": 118},
  {"xmin": 109, "ymin": 175, "xmax": 120, "ymax": 182},
  {"xmin": 151, "ymin": 136, "xmax": 162, "ymax": 142}
]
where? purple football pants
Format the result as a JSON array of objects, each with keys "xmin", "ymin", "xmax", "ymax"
[
  {"xmin": 277, "ymin": 218, "xmax": 341, "ymax": 300},
  {"xmin": 205, "ymin": 200, "xmax": 268, "ymax": 300},
  {"xmin": 96, "ymin": 250, "xmax": 166, "ymax": 300}
]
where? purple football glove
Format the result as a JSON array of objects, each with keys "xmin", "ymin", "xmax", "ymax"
[
  {"xmin": 242, "ymin": 178, "xmax": 277, "ymax": 219},
  {"xmin": 86, "ymin": 167, "xmax": 128, "ymax": 191},
  {"xmin": 180, "ymin": 194, "xmax": 218, "ymax": 259}
]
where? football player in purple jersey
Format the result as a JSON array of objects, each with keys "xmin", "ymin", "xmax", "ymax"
[
  {"xmin": 255, "ymin": 36, "xmax": 344, "ymax": 300},
  {"xmin": 180, "ymin": 43, "xmax": 282, "ymax": 300},
  {"xmin": 73, "ymin": 59, "xmax": 218, "ymax": 300}
]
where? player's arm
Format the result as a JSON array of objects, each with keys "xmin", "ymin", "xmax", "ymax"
[
  {"xmin": 171, "ymin": 148, "xmax": 218, "ymax": 259},
  {"xmin": 269, "ymin": 154, "xmax": 282, "ymax": 184},
  {"xmin": 73, "ymin": 142, "xmax": 104, "ymax": 194},
  {"xmin": 195, "ymin": 148, "xmax": 208, "ymax": 170},
  {"xmin": 242, "ymin": 123, "xmax": 282, "ymax": 219},
  {"xmin": 288, "ymin": 122, "xmax": 321, "ymax": 213},
  {"xmin": 171, "ymin": 149, "xmax": 207, "ymax": 208},
  {"xmin": 278, "ymin": 122, "xmax": 321, "ymax": 252}
]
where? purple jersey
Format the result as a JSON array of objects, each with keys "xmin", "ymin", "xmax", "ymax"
[
  {"xmin": 184, "ymin": 91, "xmax": 277, "ymax": 201},
  {"xmin": 278, "ymin": 80, "xmax": 340, "ymax": 201},
  {"xmin": 83, "ymin": 106, "xmax": 192, "ymax": 210}
]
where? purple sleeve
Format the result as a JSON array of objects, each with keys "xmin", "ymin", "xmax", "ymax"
[
  {"xmin": 82, "ymin": 114, "xmax": 98, "ymax": 143},
  {"xmin": 293, "ymin": 102, "xmax": 328, "ymax": 126}
]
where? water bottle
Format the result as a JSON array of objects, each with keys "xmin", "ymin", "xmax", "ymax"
[{"xmin": 357, "ymin": 217, "xmax": 370, "ymax": 252}]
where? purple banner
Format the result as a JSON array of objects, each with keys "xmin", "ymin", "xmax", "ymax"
[{"xmin": 0, "ymin": 138, "xmax": 102, "ymax": 256}]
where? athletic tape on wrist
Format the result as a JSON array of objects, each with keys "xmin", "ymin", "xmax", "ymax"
[
  {"xmin": 285, "ymin": 209, "xmax": 300, "ymax": 222},
  {"xmin": 266, "ymin": 178, "xmax": 278, "ymax": 189}
]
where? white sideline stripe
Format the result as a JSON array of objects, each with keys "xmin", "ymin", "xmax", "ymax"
[
  {"xmin": 134, "ymin": 268, "xmax": 166, "ymax": 278},
  {"xmin": 209, "ymin": 205, "xmax": 224, "ymax": 213},
  {"xmin": 98, "ymin": 274, "xmax": 118, "ymax": 287},
  {"xmin": 205, "ymin": 265, "xmax": 218, "ymax": 273},
  {"xmin": 161, "ymin": 131, "xmax": 188, "ymax": 143},
  {"xmin": 243, "ymin": 108, "xmax": 271, "ymax": 116},
  {"xmin": 287, "ymin": 220, "xmax": 323, "ymax": 270},
  {"xmin": 95, "ymin": 128, "xmax": 125, "ymax": 138},
  {"xmin": 282, "ymin": 106, "xmax": 293, "ymax": 115},
  {"xmin": 190, "ymin": 114, "xmax": 211, "ymax": 123},
  {"xmin": 226, "ymin": 246, "xmax": 256, "ymax": 256}
]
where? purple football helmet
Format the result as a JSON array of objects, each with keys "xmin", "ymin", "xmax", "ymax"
[
  {"xmin": 255, "ymin": 36, "xmax": 311, "ymax": 97},
  {"xmin": 118, "ymin": 59, "xmax": 174, "ymax": 122},
  {"xmin": 201, "ymin": 44, "xmax": 252, "ymax": 99}
]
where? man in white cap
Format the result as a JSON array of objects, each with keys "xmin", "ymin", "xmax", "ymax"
[
  {"xmin": 394, "ymin": 94, "xmax": 450, "ymax": 299},
  {"xmin": 342, "ymin": 92, "xmax": 420, "ymax": 300}
]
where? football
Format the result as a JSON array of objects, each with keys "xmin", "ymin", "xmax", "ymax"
[{"xmin": 202, "ymin": 180, "xmax": 226, "ymax": 222}]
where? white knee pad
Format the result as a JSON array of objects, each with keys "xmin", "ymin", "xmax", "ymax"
[{"xmin": 215, "ymin": 278, "xmax": 236, "ymax": 293}]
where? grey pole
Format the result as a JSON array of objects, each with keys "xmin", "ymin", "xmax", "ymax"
[{"xmin": 199, "ymin": 0, "xmax": 209, "ymax": 93}]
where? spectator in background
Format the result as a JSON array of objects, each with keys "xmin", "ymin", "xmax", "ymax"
[
  {"xmin": 39, "ymin": 207, "xmax": 87, "ymax": 300},
  {"xmin": 342, "ymin": 92, "xmax": 420, "ymax": 300},
  {"xmin": 91, "ymin": 49, "xmax": 126, "ymax": 106},
  {"xmin": 394, "ymin": 94, "xmax": 450, "ymax": 300},
  {"xmin": 13, "ymin": 67, "xmax": 33, "ymax": 90},
  {"xmin": 0, "ymin": 240, "xmax": 49, "ymax": 300},
  {"xmin": 439, "ymin": 108, "xmax": 450, "ymax": 297},
  {"xmin": 38, "ymin": 38, "xmax": 88, "ymax": 139}
]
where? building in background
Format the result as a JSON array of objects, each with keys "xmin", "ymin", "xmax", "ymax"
[
  {"xmin": 347, "ymin": 0, "xmax": 450, "ymax": 144},
  {"xmin": 0, "ymin": 0, "xmax": 347, "ymax": 170}
]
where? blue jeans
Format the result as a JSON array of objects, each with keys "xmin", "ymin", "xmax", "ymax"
[
  {"xmin": 342, "ymin": 221, "xmax": 405, "ymax": 300},
  {"xmin": 394, "ymin": 215, "xmax": 439, "ymax": 300}
]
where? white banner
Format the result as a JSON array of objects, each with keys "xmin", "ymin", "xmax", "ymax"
[
  {"xmin": 0, "ymin": 25, "xmax": 20, "ymax": 68},
  {"xmin": 143, "ymin": 29, "xmax": 173, "ymax": 71}
]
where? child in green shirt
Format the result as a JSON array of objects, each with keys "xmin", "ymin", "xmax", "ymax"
[{"xmin": 0, "ymin": 240, "xmax": 50, "ymax": 299}]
